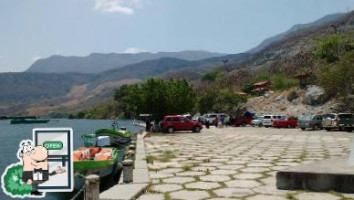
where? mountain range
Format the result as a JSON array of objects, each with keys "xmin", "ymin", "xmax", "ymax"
[
  {"xmin": 1, "ymin": 11, "xmax": 353, "ymax": 115},
  {"xmin": 27, "ymin": 51, "xmax": 226, "ymax": 74}
]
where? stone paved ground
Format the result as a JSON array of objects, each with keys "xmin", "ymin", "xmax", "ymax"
[{"xmin": 138, "ymin": 127, "xmax": 354, "ymax": 200}]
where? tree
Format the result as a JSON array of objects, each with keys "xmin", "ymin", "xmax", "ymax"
[
  {"xmin": 313, "ymin": 33, "xmax": 354, "ymax": 63},
  {"xmin": 114, "ymin": 84, "xmax": 143, "ymax": 118},
  {"xmin": 200, "ymin": 70, "xmax": 223, "ymax": 82},
  {"xmin": 114, "ymin": 78, "xmax": 196, "ymax": 119},
  {"xmin": 318, "ymin": 51, "xmax": 354, "ymax": 96},
  {"xmin": 198, "ymin": 89, "xmax": 246, "ymax": 115}
]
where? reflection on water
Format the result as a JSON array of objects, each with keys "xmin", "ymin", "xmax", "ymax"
[{"xmin": 0, "ymin": 119, "xmax": 142, "ymax": 200}]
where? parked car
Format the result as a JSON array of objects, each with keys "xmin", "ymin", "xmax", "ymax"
[
  {"xmin": 273, "ymin": 116, "xmax": 298, "ymax": 128},
  {"xmin": 262, "ymin": 115, "xmax": 284, "ymax": 127},
  {"xmin": 262, "ymin": 115, "xmax": 275, "ymax": 128},
  {"xmin": 204, "ymin": 113, "xmax": 227, "ymax": 126},
  {"xmin": 191, "ymin": 115, "xmax": 200, "ymax": 121},
  {"xmin": 251, "ymin": 116, "xmax": 264, "ymax": 127},
  {"xmin": 161, "ymin": 115, "xmax": 203, "ymax": 133},
  {"xmin": 204, "ymin": 113, "xmax": 218, "ymax": 125},
  {"xmin": 322, "ymin": 113, "xmax": 354, "ymax": 131},
  {"xmin": 233, "ymin": 116, "xmax": 253, "ymax": 127},
  {"xmin": 344, "ymin": 117, "xmax": 354, "ymax": 132},
  {"xmin": 298, "ymin": 115, "xmax": 323, "ymax": 130}
]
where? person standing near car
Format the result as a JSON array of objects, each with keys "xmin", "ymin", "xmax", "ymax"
[
  {"xmin": 205, "ymin": 120, "xmax": 210, "ymax": 129},
  {"xmin": 220, "ymin": 115, "xmax": 225, "ymax": 128},
  {"xmin": 225, "ymin": 115, "xmax": 230, "ymax": 127}
]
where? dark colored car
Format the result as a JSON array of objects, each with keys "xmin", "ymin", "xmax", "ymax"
[
  {"xmin": 298, "ymin": 115, "xmax": 323, "ymax": 130},
  {"xmin": 161, "ymin": 115, "xmax": 203, "ymax": 133},
  {"xmin": 322, "ymin": 113, "xmax": 354, "ymax": 131},
  {"xmin": 272, "ymin": 116, "xmax": 298, "ymax": 128},
  {"xmin": 233, "ymin": 116, "xmax": 253, "ymax": 127}
]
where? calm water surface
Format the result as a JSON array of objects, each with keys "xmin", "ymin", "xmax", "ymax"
[{"xmin": 0, "ymin": 119, "xmax": 142, "ymax": 200}]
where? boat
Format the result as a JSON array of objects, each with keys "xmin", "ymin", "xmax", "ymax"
[
  {"xmin": 74, "ymin": 146, "xmax": 121, "ymax": 178},
  {"xmin": 73, "ymin": 125, "xmax": 132, "ymax": 189},
  {"xmin": 73, "ymin": 145, "xmax": 124, "ymax": 190},
  {"xmin": 94, "ymin": 128, "xmax": 132, "ymax": 145},
  {"xmin": 10, "ymin": 118, "xmax": 50, "ymax": 124},
  {"xmin": 1, "ymin": 116, "xmax": 37, "ymax": 120}
]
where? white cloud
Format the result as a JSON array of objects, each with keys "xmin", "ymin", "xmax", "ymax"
[
  {"xmin": 31, "ymin": 56, "xmax": 41, "ymax": 62},
  {"xmin": 123, "ymin": 47, "xmax": 144, "ymax": 54},
  {"xmin": 94, "ymin": 0, "xmax": 141, "ymax": 14}
]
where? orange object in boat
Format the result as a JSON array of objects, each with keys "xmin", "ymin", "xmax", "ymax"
[
  {"xmin": 78, "ymin": 147, "xmax": 90, "ymax": 160},
  {"xmin": 73, "ymin": 150, "xmax": 83, "ymax": 161},
  {"xmin": 89, "ymin": 147, "xmax": 102, "ymax": 157},
  {"xmin": 94, "ymin": 152, "xmax": 110, "ymax": 161},
  {"xmin": 94, "ymin": 148, "xmax": 112, "ymax": 160},
  {"xmin": 100, "ymin": 148, "xmax": 112, "ymax": 153}
]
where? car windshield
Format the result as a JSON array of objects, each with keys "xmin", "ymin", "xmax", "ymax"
[
  {"xmin": 338, "ymin": 114, "xmax": 353, "ymax": 118},
  {"xmin": 301, "ymin": 116, "xmax": 313, "ymax": 120},
  {"xmin": 264, "ymin": 116, "xmax": 271, "ymax": 119},
  {"xmin": 324, "ymin": 114, "xmax": 336, "ymax": 119}
]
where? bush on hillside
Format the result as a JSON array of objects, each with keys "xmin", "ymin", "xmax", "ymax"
[
  {"xmin": 313, "ymin": 33, "xmax": 354, "ymax": 63},
  {"xmin": 200, "ymin": 70, "xmax": 223, "ymax": 82},
  {"xmin": 318, "ymin": 51, "xmax": 354, "ymax": 97}
]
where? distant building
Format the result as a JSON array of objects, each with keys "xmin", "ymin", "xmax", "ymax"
[
  {"xmin": 252, "ymin": 81, "xmax": 271, "ymax": 95},
  {"xmin": 294, "ymin": 71, "xmax": 314, "ymax": 88},
  {"xmin": 235, "ymin": 91, "xmax": 247, "ymax": 96}
]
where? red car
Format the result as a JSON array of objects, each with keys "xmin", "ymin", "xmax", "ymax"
[
  {"xmin": 161, "ymin": 115, "xmax": 203, "ymax": 133},
  {"xmin": 273, "ymin": 117, "xmax": 298, "ymax": 128},
  {"xmin": 233, "ymin": 116, "xmax": 253, "ymax": 127}
]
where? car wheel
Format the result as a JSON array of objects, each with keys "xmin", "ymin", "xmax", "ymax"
[
  {"xmin": 287, "ymin": 125, "xmax": 291, "ymax": 128},
  {"xmin": 167, "ymin": 127, "xmax": 174, "ymax": 133},
  {"xmin": 265, "ymin": 126, "xmax": 269, "ymax": 128},
  {"xmin": 346, "ymin": 127, "xmax": 353, "ymax": 132},
  {"xmin": 242, "ymin": 122, "xmax": 246, "ymax": 127},
  {"xmin": 312, "ymin": 124, "xmax": 318, "ymax": 130},
  {"xmin": 325, "ymin": 128, "xmax": 331, "ymax": 131},
  {"xmin": 259, "ymin": 123, "xmax": 263, "ymax": 127},
  {"xmin": 301, "ymin": 127, "xmax": 305, "ymax": 131},
  {"xmin": 193, "ymin": 126, "xmax": 201, "ymax": 133}
]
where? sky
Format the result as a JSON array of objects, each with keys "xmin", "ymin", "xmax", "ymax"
[{"xmin": 0, "ymin": 0, "xmax": 353, "ymax": 72}]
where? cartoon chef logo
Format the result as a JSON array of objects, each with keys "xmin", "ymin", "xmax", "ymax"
[{"xmin": 1, "ymin": 140, "xmax": 65, "ymax": 198}]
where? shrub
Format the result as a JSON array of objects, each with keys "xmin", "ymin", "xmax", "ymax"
[
  {"xmin": 318, "ymin": 51, "xmax": 354, "ymax": 96},
  {"xmin": 313, "ymin": 33, "xmax": 354, "ymax": 63}
]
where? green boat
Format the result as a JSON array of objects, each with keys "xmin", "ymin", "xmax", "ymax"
[
  {"xmin": 95, "ymin": 128, "xmax": 133, "ymax": 145},
  {"xmin": 73, "ymin": 127, "xmax": 130, "ymax": 190},
  {"xmin": 74, "ymin": 147, "xmax": 121, "ymax": 176},
  {"xmin": 10, "ymin": 118, "xmax": 49, "ymax": 124}
]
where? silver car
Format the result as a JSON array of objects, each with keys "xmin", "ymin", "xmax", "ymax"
[
  {"xmin": 323, "ymin": 113, "xmax": 354, "ymax": 131},
  {"xmin": 251, "ymin": 116, "xmax": 264, "ymax": 127}
]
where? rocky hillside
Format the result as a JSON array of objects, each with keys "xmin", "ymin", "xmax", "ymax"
[
  {"xmin": 27, "ymin": 51, "xmax": 226, "ymax": 74},
  {"xmin": 245, "ymin": 86, "xmax": 336, "ymax": 116}
]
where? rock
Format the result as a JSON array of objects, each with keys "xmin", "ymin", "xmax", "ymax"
[
  {"xmin": 292, "ymin": 97, "xmax": 302, "ymax": 105},
  {"xmin": 287, "ymin": 91, "xmax": 299, "ymax": 102},
  {"xmin": 304, "ymin": 85, "xmax": 327, "ymax": 105},
  {"xmin": 264, "ymin": 92, "xmax": 271, "ymax": 98},
  {"xmin": 275, "ymin": 95, "xmax": 285, "ymax": 101}
]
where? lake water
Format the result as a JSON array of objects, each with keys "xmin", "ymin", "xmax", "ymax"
[{"xmin": 0, "ymin": 119, "xmax": 143, "ymax": 200}]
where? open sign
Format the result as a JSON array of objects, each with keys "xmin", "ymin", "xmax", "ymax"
[
  {"xmin": 43, "ymin": 141, "xmax": 63, "ymax": 150},
  {"xmin": 33, "ymin": 128, "xmax": 73, "ymax": 192}
]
